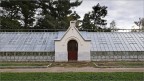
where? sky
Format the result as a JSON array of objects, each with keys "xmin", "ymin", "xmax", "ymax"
[{"xmin": 74, "ymin": 0, "xmax": 144, "ymax": 29}]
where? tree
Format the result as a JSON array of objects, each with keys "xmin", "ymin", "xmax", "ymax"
[
  {"xmin": 18, "ymin": 1, "xmax": 38, "ymax": 28},
  {"xmin": 0, "ymin": 0, "xmax": 82, "ymax": 29},
  {"xmin": 82, "ymin": 3, "xmax": 108, "ymax": 31},
  {"xmin": 134, "ymin": 18, "xmax": 144, "ymax": 31},
  {"xmin": 35, "ymin": 0, "xmax": 82, "ymax": 29},
  {"xmin": 139, "ymin": 18, "xmax": 144, "ymax": 31},
  {"xmin": 92, "ymin": 3, "xmax": 107, "ymax": 28},
  {"xmin": 82, "ymin": 12, "xmax": 94, "ymax": 30},
  {"xmin": 0, "ymin": 0, "xmax": 38, "ymax": 29},
  {"xmin": 110, "ymin": 20, "xmax": 117, "ymax": 32},
  {"xmin": 131, "ymin": 26, "xmax": 138, "ymax": 32},
  {"xmin": 0, "ymin": 0, "xmax": 21, "ymax": 29},
  {"xmin": 0, "ymin": 17, "xmax": 21, "ymax": 29}
]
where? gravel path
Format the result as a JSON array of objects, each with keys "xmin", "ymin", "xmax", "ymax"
[{"xmin": 0, "ymin": 67, "xmax": 144, "ymax": 72}]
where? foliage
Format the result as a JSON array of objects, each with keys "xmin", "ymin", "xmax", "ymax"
[
  {"xmin": 35, "ymin": 0, "xmax": 82, "ymax": 29},
  {"xmin": 0, "ymin": 0, "xmax": 38, "ymax": 29},
  {"xmin": 134, "ymin": 18, "xmax": 144, "ymax": 30},
  {"xmin": 110, "ymin": 20, "xmax": 116, "ymax": 29},
  {"xmin": 0, "ymin": 0, "xmax": 82, "ymax": 29},
  {"xmin": 18, "ymin": 1, "xmax": 37, "ymax": 28},
  {"xmin": 1, "ymin": 72, "xmax": 143, "ymax": 81},
  {"xmin": 82, "ymin": 3, "xmax": 108, "ymax": 31},
  {"xmin": 82, "ymin": 12, "xmax": 94, "ymax": 30},
  {"xmin": 92, "ymin": 3, "xmax": 107, "ymax": 26},
  {"xmin": 0, "ymin": 17, "xmax": 21, "ymax": 29},
  {"xmin": 110, "ymin": 20, "xmax": 118, "ymax": 32},
  {"xmin": 0, "ymin": 0, "xmax": 21, "ymax": 29}
]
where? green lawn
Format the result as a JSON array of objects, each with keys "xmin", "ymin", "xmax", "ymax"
[{"xmin": 0, "ymin": 72, "xmax": 143, "ymax": 81}]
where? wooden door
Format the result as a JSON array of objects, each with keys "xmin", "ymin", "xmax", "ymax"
[{"xmin": 68, "ymin": 40, "xmax": 78, "ymax": 61}]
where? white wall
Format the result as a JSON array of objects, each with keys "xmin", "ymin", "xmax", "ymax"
[{"xmin": 55, "ymin": 21, "xmax": 91, "ymax": 62}]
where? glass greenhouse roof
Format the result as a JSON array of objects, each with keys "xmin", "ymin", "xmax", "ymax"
[{"xmin": 0, "ymin": 32, "xmax": 144, "ymax": 52}]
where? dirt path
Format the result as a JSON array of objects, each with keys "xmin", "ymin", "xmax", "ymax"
[{"xmin": 0, "ymin": 67, "xmax": 144, "ymax": 72}]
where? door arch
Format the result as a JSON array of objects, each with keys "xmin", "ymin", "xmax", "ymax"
[{"xmin": 67, "ymin": 40, "xmax": 78, "ymax": 61}]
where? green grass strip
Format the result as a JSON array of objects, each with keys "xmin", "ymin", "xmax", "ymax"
[{"xmin": 0, "ymin": 72, "xmax": 143, "ymax": 81}]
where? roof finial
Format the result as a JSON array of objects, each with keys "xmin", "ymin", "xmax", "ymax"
[{"xmin": 70, "ymin": 21, "xmax": 76, "ymax": 27}]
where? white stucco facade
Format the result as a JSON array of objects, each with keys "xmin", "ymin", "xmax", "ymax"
[{"xmin": 55, "ymin": 21, "xmax": 91, "ymax": 62}]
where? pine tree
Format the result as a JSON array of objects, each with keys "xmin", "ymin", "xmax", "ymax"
[
  {"xmin": 18, "ymin": 1, "xmax": 38, "ymax": 28},
  {"xmin": 0, "ymin": 0, "xmax": 38, "ymax": 29},
  {"xmin": 35, "ymin": 0, "xmax": 82, "ymax": 29},
  {"xmin": 0, "ymin": 0, "xmax": 21, "ymax": 29},
  {"xmin": 82, "ymin": 3, "xmax": 107, "ymax": 31},
  {"xmin": 82, "ymin": 13, "xmax": 94, "ymax": 30},
  {"xmin": 0, "ymin": 0, "xmax": 82, "ymax": 29}
]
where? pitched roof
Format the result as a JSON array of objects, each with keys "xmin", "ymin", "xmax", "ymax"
[
  {"xmin": 88, "ymin": 32, "xmax": 144, "ymax": 51},
  {"xmin": 0, "ymin": 32, "xmax": 144, "ymax": 52},
  {"xmin": 55, "ymin": 21, "xmax": 90, "ymax": 41}
]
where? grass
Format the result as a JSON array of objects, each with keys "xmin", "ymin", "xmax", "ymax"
[
  {"xmin": 0, "ymin": 72, "xmax": 143, "ymax": 81},
  {"xmin": 0, "ymin": 61, "xmax": 144, "ymax": 68},
  {"xmin": 50, "ymin": 62, "xmax": 94, "ymax": 67},
  {"xmin": 93, "ymin": 61, "xmax": 144, "ymax": 68},
  {"xmin": 0, "ymin": 62, "xmax": 50, "ymax": 66}
]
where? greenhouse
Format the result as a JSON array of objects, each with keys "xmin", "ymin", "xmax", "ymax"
[{"xmin": 0, "ymin": 21, "xmax": 144, "ymax": 61}]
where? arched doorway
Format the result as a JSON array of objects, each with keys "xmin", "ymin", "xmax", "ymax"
[{"xmin": 67, "ymin": 40, "xmax": 78, "ymax": 61}]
